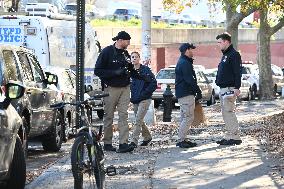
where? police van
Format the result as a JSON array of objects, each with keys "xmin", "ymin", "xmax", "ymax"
[
  {"xmin": 0, "ymin": 4, "xmax": 104, "ymax": 117},
  {"xmin": 0, "ymin": 15, "xmax": 100, "ymax": 89}
]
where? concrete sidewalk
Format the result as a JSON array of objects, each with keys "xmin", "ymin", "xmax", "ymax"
[
  {"xmin": 25, "ymin": 134, "xmax": 284, "ymax": 189},
  {"xmin": 25, "ymin": 100, "xmax": 284, "ymax": 188}
]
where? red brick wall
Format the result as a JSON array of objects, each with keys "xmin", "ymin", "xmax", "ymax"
[{"xmin": 128, "ymin": 41, "xmax": 284, "ymax": 74}]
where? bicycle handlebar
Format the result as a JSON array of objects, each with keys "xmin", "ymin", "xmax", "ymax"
[{"xmin": 50, "ymin": 92, "xmax": 109, "ymax": 109}]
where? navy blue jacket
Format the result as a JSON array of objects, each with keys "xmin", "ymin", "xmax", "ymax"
[
  {"xmin": 175, "ymin": 55, "xmax": 201, "ymax": 99},
  {"xmin": 130, "ymin": 65, "xmax": 157, "ymax": 104},
  {"xmin": 215, "ymin": 45, "xmax": 242, "ymax": 89},
  {"xmin": 94, "ymin": 45, "xmax": 131, "ymax": 87}
]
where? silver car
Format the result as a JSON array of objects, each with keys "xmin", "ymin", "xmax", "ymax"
[
  {"xmin": 0, "ymin": 82, "xmax": 26, "ymax": 189},
  {"xmin": 152, "ymin": 67, "xmax": 215, "ymax": 108}
]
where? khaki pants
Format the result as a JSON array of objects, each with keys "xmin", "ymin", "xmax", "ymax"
[
  {"xmin": 103, "ymin": 85, "xmax": 130, "ymax": 144},
  {"xmin": 178, "ymin": 95, "xmax": 195, "ymax": 141},
  {"xmin": 219, "ymin": 87, "xmax": 240, "ymax": 140},
  {"xmin": 131, "ymin": 99, "xmax": 152, "ymax": 145}
]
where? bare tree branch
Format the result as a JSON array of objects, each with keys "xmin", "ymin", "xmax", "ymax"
[{"xmin": 270, "ymin": 16, "xmax": 284, "ymax": 36}]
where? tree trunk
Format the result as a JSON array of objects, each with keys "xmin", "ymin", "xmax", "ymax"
[
  {"xmin": 225, "ymin": 2, "xmax": 239, "ymax": 49},
  {"xmin": 257, "ymin": 9, "xmax": 274, "ymax": 100}
]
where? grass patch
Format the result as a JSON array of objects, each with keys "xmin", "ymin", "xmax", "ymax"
[{"xmin": 90, "ymin": 18, "xmax": 208, "ymax": 29}]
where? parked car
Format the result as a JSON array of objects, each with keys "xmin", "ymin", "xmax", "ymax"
[
  {"xmin": 0, "ymin": 81, "xmax": 26, "ymax": 189},
  {"xmin": 64, "ymin": 3, "xmax": 77, "ymax": 15},
  {"xmin": 204, "ymin": 68, "xmax": 220, "ymax": 98},
  {"xmin": 238, "ymin": 80, "xmax": 251, "ymax": 101},
  {"xmin": 113, "ymin": 8, "xmax": 140, "ymax": 20},
  {"xmin": 152, "ymin": 66, "xmax": 215, "ymax": 107},
  {"xmin": 0, "ymin": 45, "xmax": 64, "ymax": 152},
  {"xmin": 45, "ymin": 67, "xmax": 76, "ymax": 141},
  {"xmin": 241, "ymin": 61, "xmax": 259, "ymax": 99},
  {"xmin": 271, "ymin": 64, "xmax": 284, "ymax": 95}
]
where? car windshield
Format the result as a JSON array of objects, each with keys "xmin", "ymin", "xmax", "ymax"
[
  {"xmin": 205, "ymin": 71, "xmax": 217, "ymax": 77},
  {"xmin": 156, "ymin": 69, "xmax": 176, "ymax": 79},
  {"xmin": 114, "ymin": 9, "xmax": 128, "ymax": 15},
  {"xmin": 65, "ymin": 5, "xmax": 77, "ymax": 11},
  {"xmin": 241, "ymin": 67, "xmax": 251, "ymax": 74}
]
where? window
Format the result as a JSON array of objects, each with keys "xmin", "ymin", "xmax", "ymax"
[
  {"xmin": 27, "ymin": 54, "xmax": 44, "ymax": 82},
  {"xmin": 241, "ymin": 67, "xmax": 251, "ymax": 74},
  {"xmin": 196, "ymin": 71, "xmax": 207, "ymax": 83},
  {"xmin": 3, "ymin": 50, "xmax": 21, "ymax": 82},
  {"xmin": 17, "ymin": 52, "xmax": 34, "ymax": 81},
  {"xmin": 156, "ymin": 69, "xmax": 176, "ymax": 79},
  {"xmin": 60, "ymin": 71, "xmax": 73, "ymax": 91}
]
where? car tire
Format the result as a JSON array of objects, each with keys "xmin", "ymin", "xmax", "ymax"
[
  {"xmin": 5, "ymin": 136, "xmax": 26, "ymax": 189},
  {"xmin": 250, "ymin": 85, "xmax": 257, "ymax": 100},
  {"xmin": 207, "ymin": 92, "xmax": 216, "ymax": 106},
  {"xmin": 274, "ymin": 84, "xmax": 278, "ymax": 96},
  {"xmin": 97, "ymin": 110, "xmax": 104, "ymax": 119},
  {"xmin": 154, "ymin": 100, "xmax": 161, "ymax": 108},
  {"xmin": 42, "ymin": 111, "xmax": 63, "ymax": 152},
  {"xmin": 21, "ymin": 117, "xmax": 28, "ymax": 158},
  {"xmin": 63, "ymin": 113, "xmax": 70, "ymax": 142}
]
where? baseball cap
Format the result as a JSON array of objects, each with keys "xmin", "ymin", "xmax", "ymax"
[
  {"xmin": 112, "ymin": 31, "xmax": 131, "ymax": 41},
  {"xmin": 179, "ymin": 43, "xmax": 196, "ymax": 53}
]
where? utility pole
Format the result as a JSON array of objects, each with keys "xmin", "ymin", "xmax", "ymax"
[
  {"xmin": 141, "ymin": 0, "xmax": 151, "ymax": 66},
  {"xmin": 142, "ymin": 0, "xmax": 155, "ymax": 125},
  {"xmin": 76, "ymin": 0, "xmax": 85, "ymax": 128}
]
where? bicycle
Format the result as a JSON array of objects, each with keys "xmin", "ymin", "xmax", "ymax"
[{"xmin": 50, "ymin": 93, "xmax": 116, "ymax": 189}]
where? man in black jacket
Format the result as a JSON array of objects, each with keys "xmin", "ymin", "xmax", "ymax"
[
  {"xmin": 215, "ymin": 32, "xmax": 242, "ymax": 145},
  {"xmin": 94, "ymin": 31, "xmax": 135, "ymax": 153},
  {"xmin": 175, "ymin": 43, "xmax": 202, "ymax": 148}
]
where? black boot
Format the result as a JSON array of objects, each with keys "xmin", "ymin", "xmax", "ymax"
[
  {"xmin": 117, "ymin": 143, "xmax": 134, "ymax": 153},
  {"xmin": 103, "ymin": 144, "xmax": 116, "ymax": 151}
]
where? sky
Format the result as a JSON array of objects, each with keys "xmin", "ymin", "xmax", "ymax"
[{"xmin": 103, "ymin": 0, "xmax": 227, "ymax": 22}]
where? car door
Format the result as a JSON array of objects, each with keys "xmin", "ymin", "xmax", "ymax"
[
  {"xmin": 16, "ymin": 51, "xmax": 48, "ymax": 136},
  {"xmin": 27, "ymin": 53, "xmax": 58, "ymax": 133},
  {"xmin": 0, "ymin": 49, "xmax": 22, "ymax": 172}
]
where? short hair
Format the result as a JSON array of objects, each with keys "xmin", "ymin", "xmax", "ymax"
[
  {"xmin": 131, "ymin": 51, "xmax": 140, "ymax": 58},
  {"xmin": 216, "ymin": 32, "xmax": 231, "ymax": 42}
]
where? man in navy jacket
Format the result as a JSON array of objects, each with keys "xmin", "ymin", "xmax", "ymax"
[
  {"xmin": 94, "ymin": 31, "xmax": 136, "ymax": 153},
  {"xmin": 129, "ymin": 51, "xmax": 157, "ymax": 148},
  {"xmin": 175, "ymin": 43, "xmax": 202, "ymax": 148},
  {"xmin": 215, "ymin": 32, "xmax": 242, "ymax": 146}
]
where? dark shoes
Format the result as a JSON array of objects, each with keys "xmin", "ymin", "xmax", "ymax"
[
  {"xmin": 176, "ymin": 141, "xmax": 197, "ymax": 148},
  {"xmin": 103, "ymin": 144, "xmax": 116, "ymax": 151},
  {"xmin": 140, "ymin": 138, "xmax": 152, "ymax": 146},
  {"xmin": 129, "ymin": 142, "xmax": 138, "ymax": 148},
  {"xmin": 117, "ymin": 143, "xmax": 135, "ymax": 153},
  {"xmin": 216, "ymin": 139, "xmax": 242, "ymax": 145}
]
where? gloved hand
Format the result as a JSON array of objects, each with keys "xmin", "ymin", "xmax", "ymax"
[
  {"xmin": 195, "ymin": 92, "xmax": 202, "ymax": 101},
  {"xmin": 141, "ymin": 74, "xmax": 152, "ymax": 82},
  {"xmin": 113, "ymin": 68, "xmax": 125, "ymax": 76}
]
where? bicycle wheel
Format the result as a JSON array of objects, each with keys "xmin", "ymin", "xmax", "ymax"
[
  {"xmin": 93, "ymin": 142, "xmax": 105, "ymax": 189},
  {"xmin": 71, "ymin": 135, "xmax": 105, "ymax": 189}
]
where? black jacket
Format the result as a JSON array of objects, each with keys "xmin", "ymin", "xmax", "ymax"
[
  {"xmin": 175, "ymin": 55, "xmax": 201, "ymax": 99},
  {"xmin": 215, "ymin": 45, "xmax": 242, "ymax": 89},
  {"xmin": 130, "ymin": 65, "xmax": 157, "ymax": 104},
  {"xmin": 94, "ymin": 44, "xmax": 131, "ymax": 87}
]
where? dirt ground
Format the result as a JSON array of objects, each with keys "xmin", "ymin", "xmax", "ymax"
[{"xmin": 26, "ymin": 99, "xmax": 284, "ymax": 189}]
